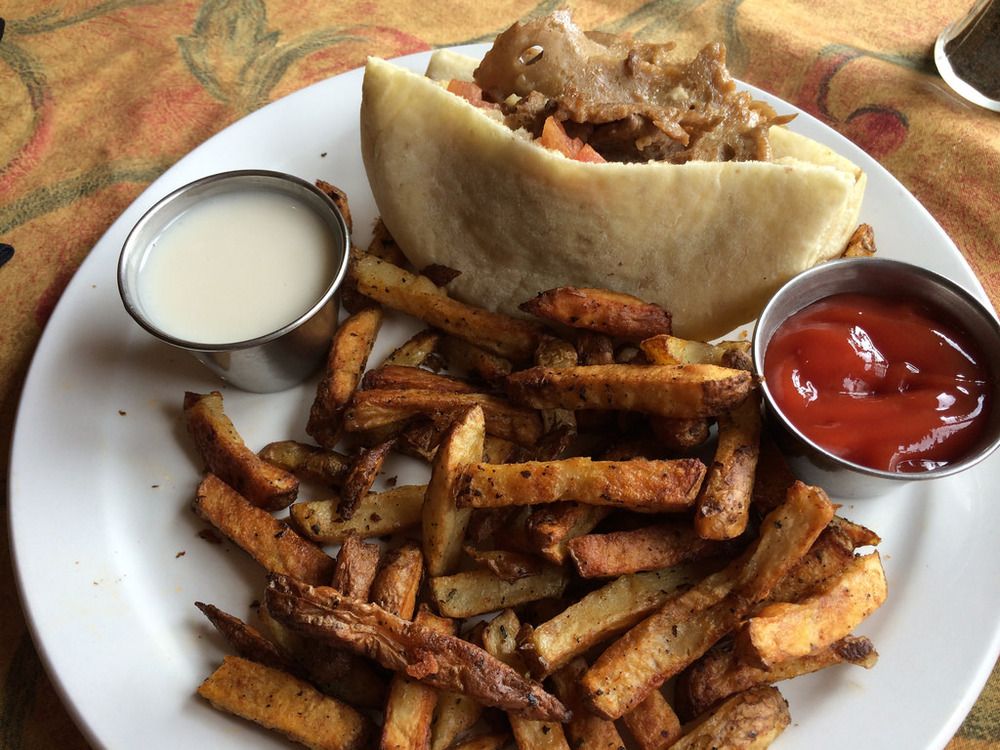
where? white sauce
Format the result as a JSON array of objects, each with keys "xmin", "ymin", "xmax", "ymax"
[{"xmin": 137, "ymin": 189, "xmax": 337, "ymax": 344}]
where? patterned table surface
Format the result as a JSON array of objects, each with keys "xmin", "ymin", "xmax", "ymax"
[{"xmin": 1, "ymin": 1, "xmax": 997, "ymax": 748}]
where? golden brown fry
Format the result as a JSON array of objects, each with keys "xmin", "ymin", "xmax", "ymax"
[
  {"xmin": 370, "ymin": 543, "xmax": 425, "ymax": 620},
  {"xmin": 525, "ymin": 503, "xmax": 610, "ymax": 564},
  {"xmin": 550, "ymin": 659, "xmax": 625, "ymax": 750},
  {"xmin": 382, "ymin": 328, "xmax": 442, "ymax": 368},
  {"xmin": 737, "ymin": 551, "xmax": 887, "ymax": 669},
  {"xmin": 423, "ymin": 406, "xmax": 485, "ymax": 577},
  {"xmin": 430, "ymin": 691, "xmax": 484, "ymax": 750},
  {"xmin": 695, "ymin": 393, "xmax": 762, "ymax": 541},
  {"xmin": 766, "ymin": 523, "xmax": 856, "ymax": 604},
  {"xmin": 197, "ymin": 656, "xmax": 371, "ymax": 750},
  {"xmin": 828, "ymin": 515, "xmax": 882, "ymax": 548},
  {"xmin": 439, "ymin": 336, "xmax": 514, "ymax": 383},
  {"xmin": 339, "ymin": 437, "xmax": 397, "ymax": 520},
  {"xmin": 195, "ymin": 602, "xmax": 291, "ymax": 672},
  {"xmin": 621, "ymin": 689, "xmax": 681, "ymax": 750},
  {"xmin": 843, "ymin": 222, "xmax": 876, "ymax": 258},
  {"xmin": 677, "ymin": 635, "xmax": 878, "ymax": 719},
  {"xmin": 316, "ymin": 179, "xmax": 353, "ymax": 235},
  {"xmin": 669, "ymin": 686, "xmax": 790, "ymax": 750},
  {"xmin": 524, "ymin": 563, "xmax": 706, "ymax": 677},
  {"xmin": 344, "ymin": 388, "xmax": 543, "ymax": 447},
  {"xmin": 458, "ymin": 458, "xmax": 706, "ymax": 513},
  {"xmin": 354, "ymin": 255, "xmax": 542, "ymax": 361},
  {"xmin": 368, "ymin": 217, "xmax": 411, "ymax": 267},
  {"xmin": 580, "ymin": 481, "xmax": 835, "ymax": 719},
  {"xmin": 193, "ymin": 474, "xmax": 335, "ymax": 584},
  {"xmin": 533, "ymin": 336, "xmax": 578, "ymax": 437},
  {"xmin": 449, "ymin": 734, "xmax": 512, "ymax": 750},
  {"xmin": 259, "ymin": 441, "xmax": 351, "ymax": 488},
  {"xmin": 332, "ymin": 535, "xmax": 382, "ymax": 599},
  {"xmin": 567, "ymin": 522, "xmax": 729, "ymax": 579},
  {"xmin": 640, "ymin": 336, "xmax": 751, "ymax": 369},
  {"xmin": 649, "ymin": 416, "xmax": 712, "ymax": 451},
  {"xmin": 506, "ymin": 364, "xmax": 754, "ymax": 418},
  {"xmin": 482, "ymin": 435, "xmax": 520, "ymax": 464},
  {"xmin": 482, "ymin": 611, "xmax": 571, "ymax": 750},
  {"xmin": 575, "ymin": 331, "xmax": 615, "ymax": 365},
  {"xmin": 290, "ymin": 484, "xmax": 426, "ymax": 544},
  {"xmin": 307, "ymin": 305, "xmax": 384, "ymax": 448},
  {"xmin": 184, "ymin": 391, "xmax": 299, "ymax": 511},
  {"xmin": 421, "ymin": 263, "xmax": 463, "ymax": 287},
  {"xmin": 750, "ymin": 435, "xmax": 797, "ymax": 515},
  {"xmin": 265, "ymin": 576, "xmax": 569, "ymax": 722},
  {"xmin": 463, "ymin": 547, "xmax": 543, "ymax": 582},
  {"xmin": 520, "ymin": 286, "xmax": 672, "ymax": 341},
  {"xmin": 363, "ymin": 364, "xmax": 479, "ymax": 393},
  {"xmin": 429, "ymin": 565, "xmax": 569, "ymax": 618},
  {"xmin": 382, "ymin": 608, "xmax": 456, "ymax": 750}
]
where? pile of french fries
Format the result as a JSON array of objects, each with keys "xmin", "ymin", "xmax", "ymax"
[{"xmin": 185, "ymin": 188, "xmax": 886, "ymax": 750}]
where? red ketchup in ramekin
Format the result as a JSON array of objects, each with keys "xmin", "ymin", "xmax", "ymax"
[{"xmin": 764, "ymin": 292, "xmax": 992, "ymax": 473}]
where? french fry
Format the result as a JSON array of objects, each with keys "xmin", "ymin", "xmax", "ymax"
[
  {"xmin": 423, "ymin": 406, "xmax": 485, "ymax": 577},
  {"xmin": 259, "ymin": 440, "xmax": 351, "ymax": 488},
  {"xmin": 449, "ymin": 734, "xmax": 512, "ymax": 750},
  {"xmin": 193, "ymin": 474, "xmax": 335, "ymax": 584},
  {"xmin": 429, "ymin": 629, "xmax": 486, "ymax": 750},
  {"xmin": 339, "ymin": 437, "xmax": 397, "ymax": 520},
  {"xmin": 842, "ymin": 222, "xmax": 876, "ymax": 258},
  {"xmin": 765, "ymin": 522, "xmax": 856, "ymax": 604},
  {"xmin": 506, "ymin": 364, "xmax": 754, "ymax": 418},
  {"xmin": 381, "ymin": 328, "xmax": 442, "ymax": 368},
  {"xmin": 649, "ymin": 416, "xmax": 711, "ymax": 451},
  {"xmin": 368, "ymin": 217, "xmax": 412, "ymax": 267},
  {"xmin": 184, "ymin": 391, "xmax": 299, "ymax": 511},
  {"xmin": 370, "ymin": 543, "xmax": 425, "ymax": 620},
  {"xmin": 575, "ymin": 331, "xmax": 615, "ymax": 365},
  {"xmin": 307, "ymin": 305, "xmax": 384, "ymax": 448},
  {"xmin": 640, "ymin": 336, "xmax": 751, "ymax": 369},
  {"xmin": 265, "ymin": 576, "xmax": 569, "ymax": 722},
  {"xmin": 550, "ymin": 659, "xmax": 626, "ymax": 750},
  {"xmin": 353, "ymin": 255, "xmax": 542, "ymax": 361},
  {"xmin": 567, "ymin": 522, "xmax": 730, "ymax": 579},
  {"xmin": 316, "ymin": 179, "xmax": 353, "ymax": 234},
  {"xmin": 525, "ymin": 503, "xmax": 610, "ymax": 564},
  {"xmin": 669, "ymin": 686, "xmax": 790, "ymax": 750},
  {"xmin": 482, "ymin": 610, "xmax": 571, "ymax": 750},
  {"xmin": 695, "ymin": 393, "xmax": 762, "ymax": 540},
  {"xmin": 439, "ymin": 336, "xmax": 514, "ymax": 383},
  {"xmin": 429, "ymin": 565, "xmax": 569, "ymax": 618},
  {"xmin": 332, "ymin": 535, "xmax": 382, "ymax": 599},
  {"xmin": 737, "ymin": 551, "xmax": 887, "ymax": 669},
  {"xmin": 290, "ymin": 485, "xmax": 426, "ymax": 544},
  {"xmin": 520, "ymin": 286, "xmax": 672, "ymax": 341},
  {"xmin": 382, "ymin": 608, "xmax": 456, "ymax": 750},
  {"xmin": 580, "ymin": 481, "xmax": 834, "ymax": 719},
  {"xmin": 457, "ymin": 458, "xmax": 706, "ymax": 513},
  {"xmin": 535, "ymin": 336, "xmax": 578, "ymax": 369},
  {"xmin": 363, "ymin": 364, "xmax": 479, "ymax": 393},
  {"xmin": 463, "ymin": 547, "xmax": 543, "ymax": 582},
  {"xmin": 677, "ymin": 635, "xmax": 878, "ymax": 719},
  {"xmin": 621, "ymin": 689, "xmax": 682, "ymax": 750},
  {"xmin": 195, "ymin": 602, "xmax": 291, "ymax": 672},
  {"xmin": 344, "ymin": 388, "xmax": 543, "ymax": 447},
  {"xmin": 197, "ymin": 656, "xmax": 371, "ymax": 750},
  {"xmin": 524, "ymin": 563, "xmax": 706, "ymax": 678}
]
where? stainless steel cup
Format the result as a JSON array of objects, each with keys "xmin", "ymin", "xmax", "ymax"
[
  {"xmin": 753, "ymin": 258, "xmax": 1000, "ymax": 499},
  {"xmin": 117, "ymin": 170, "xmax": 350, "ymax": 392}
]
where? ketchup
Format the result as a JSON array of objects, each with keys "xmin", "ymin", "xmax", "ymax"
[{"xmin": 764, "ymin": 292, "xmax": 992, "ymax": 473}]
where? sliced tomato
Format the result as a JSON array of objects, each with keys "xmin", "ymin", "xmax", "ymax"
[
  {"xmin": 446, "ymin": 79, "xmax": 499, "ymax": 109},
  {"xmin": 538, "ymin": 116, "xmax": 605, "ymax": 163}
]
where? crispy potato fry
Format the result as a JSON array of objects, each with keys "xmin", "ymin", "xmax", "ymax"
[
  {"xmin": 370, "ymin": 543, "xmax": 425, "ymax": 620},
  {"xmin": 316, "ymin": 179, "xmax": 353, "ymax": 234},
  {"xmin": 506, "ymin": 364, "xmax": 754, "ymax": 418},
  {"xmin": 339, "ymin": 437, "xmax": 397, "ymax": 520},
  {"xmin": 259, "ymin": 441, "xmax": 351, "ymax": 488},
  {"xmin": 737, "ymin": 551, "xmax": 887, "ymax": 668},
  {"xmin": 266, "ymin": 576, "xmax": 569, "ymax": 722},
  {"xmin": 482, "ymin": 611, "xmax": 571, "ymax": 750},
  {"xmin": 195, "ymin": 602, "xmax": 291, "ymax": 672},
  {"xmin": 429, "ymin": 565, "xmax": 569, "ymax": 618},
  {"xmin": 669, "ymin": 686, "xmax": 789, "ymax": 750},
  {"xmin": 430, "ymin": 691, "xmax": 484, "ymax": 750},
  {"xmin": 290, "ymin": 484, "xmax": 426, "ymax": 544},
  {"xmin": 581, "ymin": 482, "xmax": 834, "ymax": 719},
  {"xmin": 354, "ymin": 255, "xmax": 542, "ymax": 361},
  {"xmin": 363, "ymin": 364, "xmax": 479, "ymax": 393},
  {"xmin": 368, "ymin": 217, "xmax": 411, "ymax": 267},
  {"xmin": 575, "ymin": 331, "xmax": 615, "ymax": 365},
  {"xmin": 184, "ymin": 391, "xmax": 299, "ymax": 511},
  {"xmin": 535, "ymin": 336, "xmax": 578, "ymax": 369},
  {"xmin": 483, "ymin": 435, "xmax": 520, "ymax": 464},
  {"xmin": 198, "ymin": 656, "xmax": 371, "ymax": 750},
  {"xmin": 842, "ymin": 222, "xmax": 876, "ymax": 258},
  {"xmin": 640, "ymin": 336, "xmax": 751, "ymax": 369},
  {"xmin": 457, "ymin": 458, "xmax": 706, "ymax": 513},
  {"xmin": 750, "ymin": 435, "xmax": 796, "ymax": 514},
  {"xmin": 421, "ymin": 263, "xmax": 463, "ymax": 287},
  {"xmin": 440, "ymin": 336, "xmax": 514, "ymax": 383},
  {"xmin": 677, "ymin": 635, "xmax": 878, "ymax": 719},
  {"xmin": 765, "ymin": 523, "xmax": 856, "ymax": 604},
  {"xmin": 345, "ymin": 388, "xmax": 543, "ymax": 447},
  {"xmin": 382, "ymin": 328, "xmax": 442, "ymax": 368},
  {"xmin": 828, "ymin": 515, "xmax": 882, "ymax": 548},
  {"xmin": 695, "ymin": 393, "xmax": 762, "ymax": 540},
  {"xmin": 621, "ymin": 689, "xmax": 682, "ymax": 750},
  {"xmin": 550, "ymin": 659, "xmax": 625, "ymax": 750},
  {"xmin": 520, "ymin": 287, "xmax": 672, "ymax": 341},
  {"xmin": 332, "ymin": 535, "xmax": 382, "ymax": 599},
  {"xmin": 382, "ymin": 608, "xmax": 456, "ymax": 750},
  {"xmin": 525, "ymin": 564, "xmax": 706, "ymax": 678},
  {"xmin": 525, "ymin": 503, "xmax": 609, "ymax": 564},
  {"xmin": 463, "ymin": 547, "xmax": 543, "ymax": 582},
  {"xmin": 423, "ymin": 406, "xmax": 485, "ymax": 577},
  {"xmin": 649, "ymin": 416, "xmax": 712, "ymax": 451},
  {"xmin": 449, "ymin": 734, "xmax": 512, "ymax": 750},
  {"xmin": 307, "ymin": 305, "xmax": 384, "ymax": 448},
  {"xmin": 567, "ymin": 522, "xmax": 730, "ymax": 579},
  {"xmin": 193, "ymin": 474, "xmax": 335, "ymax": 584}
]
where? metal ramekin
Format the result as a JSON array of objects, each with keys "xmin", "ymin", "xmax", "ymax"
[
  {"xmin": 753, "ymin": 257, "xmax": 1000, "ymax": 499},
  {"xmin": 118, "ymin": 170, "xmax": 350, "ymax": 393}
]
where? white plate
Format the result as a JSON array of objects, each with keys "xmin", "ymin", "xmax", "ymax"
[{"xmin": 10, "ymin": 45, "xmax": 1000, "ymax": 750}]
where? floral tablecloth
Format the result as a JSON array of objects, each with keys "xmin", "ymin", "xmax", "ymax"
[{"xmin": 1, "ymin": 1, "xmax": 997, "ymax": 748}]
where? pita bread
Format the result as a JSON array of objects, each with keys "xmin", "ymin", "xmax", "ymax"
[{"xmin": 361, "ymin": 52, "xmax": 865, "ymax": 340}]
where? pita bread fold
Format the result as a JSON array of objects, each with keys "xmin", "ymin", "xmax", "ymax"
[{"xmin": 361, "ymin": 52, "xmax": 865, "ymax": 340}]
